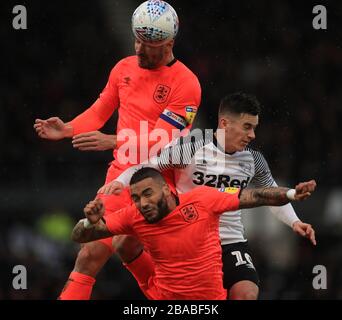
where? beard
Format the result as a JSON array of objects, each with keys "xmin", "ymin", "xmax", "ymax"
[
  {"xmin": 146, "ymin": 194, "xmax": 170, "ymax": 224},
  {"xmin": 137, "ymin": 52, "xmax": 164, "ymax": 69}
]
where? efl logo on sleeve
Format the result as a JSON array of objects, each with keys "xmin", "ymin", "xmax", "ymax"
[
  {"xmin": 219, "ymin": 187, "xmax": 240, "ymax": 194},
  {"xmin": 185, "ymin": 106, "xmax": 197, "ymax": 124}
]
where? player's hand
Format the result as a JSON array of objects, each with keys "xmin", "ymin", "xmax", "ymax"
[
  {"xmin": 83, "ymin": 198, "xmax": 105, "ymax": 224},
  {"xmin": 72, "ymin": 131, "xmax": 117, "ymax": 151},
  {"xmin": 97, "ymin": 181, "xmax": 124, "ymax": 195},
  {"xmin": 34, "ymin": 117, "xmax": 72, "ymax": 140},
  {"xmin": 292, "ymin": 221, "xmax": 317, "ymax": 246},
  {"xmin": 294, "ymin": 180, "xmax": 317, "ymax": 201}
]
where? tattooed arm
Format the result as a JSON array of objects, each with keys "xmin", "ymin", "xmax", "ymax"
[
  {"xmin": 71, "ymin": 219, "xmax": 113, "ymax": 243},
  {"xmin": 239, "ymin": 180, "xmax": 316, "ymax": 209},
  {"xmin": 71, "ymin": 198, "xmax": 113, "ymax": 243},
  {"xmin": 239, "ymin": 187, "xmax": 289, "ymax": 209}
]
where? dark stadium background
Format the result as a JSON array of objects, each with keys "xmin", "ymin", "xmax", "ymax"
[{"xmin": 1, "ymin": 0, "xmax": 341, "ymax": 299}]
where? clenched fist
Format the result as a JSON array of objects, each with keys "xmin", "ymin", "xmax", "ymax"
[{"xmin": 83, "ymin": 198, "xmax": 105, "ymax": 224}]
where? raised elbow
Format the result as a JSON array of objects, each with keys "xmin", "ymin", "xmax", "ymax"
[
  {"xmin": 71, "ymin": 224, "xmax": 84, "ymax": 243},
  {"xmin": 71, "ymin": 231, "xmax": 80, "ymax": 243}
]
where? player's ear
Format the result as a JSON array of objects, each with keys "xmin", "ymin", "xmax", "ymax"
[
  {"xmin": 162, "ymin": 183, "xmax": 171, "ymax": 196},
  {"xmin": 165, "ymin": 40, "xmax": 174, "ymax": 52},
  {"xmin": 218, "ymin": 116, "xmax": 229, "ymax": 129}
]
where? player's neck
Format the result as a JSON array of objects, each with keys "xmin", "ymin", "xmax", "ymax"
[
  {"xmin": 214, "ymin": 131, "xmax": 237, "ymax": 154},
  {"xmin": 160, "ymin": 52, "xmax": 175, "ymax": 68},
  {"xmin": 167, "ymin": 193, "xmax": 178, "ymax": 212}
]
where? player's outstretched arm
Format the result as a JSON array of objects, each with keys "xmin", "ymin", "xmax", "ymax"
[
  {"xmin": 239, "ymin": 180, "xmax": 317, "ymax": 209},
  {"xmin": 97, "ymin": 133, "xmax": 200, "ymax": 195},
  {"xmin": 34, "ymin": 117, "xmax": 73, "ymax": 140},
  {"xmin": 292, "ymin": 220, "xmax": 317, "ymax": 245},
  {"xmin": 71, "ymin": 199, "xmax": 113, "ymax": 243},
  {"xmin": 72, "ymin": 131, "xmax": 117, "ymax": 151}
]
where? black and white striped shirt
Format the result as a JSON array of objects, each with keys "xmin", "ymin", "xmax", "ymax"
[{"xmin": 117, "ymin": 129, "xmax": 299, "ymax": 245}]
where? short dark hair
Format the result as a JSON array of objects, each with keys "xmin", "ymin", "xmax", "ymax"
[
  {"xmin": 218, "ymin": 92, "xmax": 262, "ymax": 116},
  {"xmin": 129, "ymin": 167, "xmax": 165, "ymax": 185}
]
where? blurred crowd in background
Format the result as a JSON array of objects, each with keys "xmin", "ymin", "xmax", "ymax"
[{"xmin": 1, "ymin": 0, "xmax": 341, "ymax": 299}]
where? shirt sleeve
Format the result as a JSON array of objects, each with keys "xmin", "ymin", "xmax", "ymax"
[
  {"xmin": 104, "ymin": 206, "xmax": 134, "ymax": 235},
  {"xmin": 68, "ymin": 62, "xmax": 121, "ymax": 135},
  {"xmin": 157, "ymin": 129, "xmax": 209, "ymax": 170},
  {"xmin": 267, "ymin": 181, "xmax": 300, "ymax": 227},
  {"xmin": 115, "ymin": 162, "xmax": 159, "ymax": 186},
  {"xmin": 118, "ymin": 74, "xmax": 202, "ymax": 162},
  {"xmin": 249, "ymin": 150, "xmax": 300, "ymax": 227},
  {"xmin": 114, "ymin": 129, "xmax": 208, "ymax": 183},
  {"xmin": 199, "ymin": 186, "xmax": 240, "ymax": 215},
  {"xmin": 156, "ymin": 74, "xmax": 201, "ymax": 132},
  {"xmin": 249, "ymin": 149, "xmax": 275, "ymax": 187}
]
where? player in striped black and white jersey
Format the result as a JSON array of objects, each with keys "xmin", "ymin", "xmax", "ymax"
[{"xmin": 99, "ymin": 92, "xmax": 316, "ymax": 300}]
